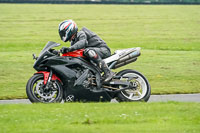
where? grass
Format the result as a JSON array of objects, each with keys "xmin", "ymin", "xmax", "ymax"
[
  {"xmin": 0, "ymin": 102, "xmax": 200, "ymax": 133},
  {"xmin": 0, "ymin": 4, "xmax": 200, "ymax": 99},
  {"xmin": 0, "ymin": 4, "xmax": 200, "ymax": 51}
]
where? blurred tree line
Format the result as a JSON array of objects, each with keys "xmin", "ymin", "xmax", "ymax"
[{"xmin": 0, "ymin": 0, "xmax": 200, "ymax": 4}]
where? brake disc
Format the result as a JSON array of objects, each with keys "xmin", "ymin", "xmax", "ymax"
[{"xmin": 35, "ymin": 80, "xmax": 56, "ymax": 99}]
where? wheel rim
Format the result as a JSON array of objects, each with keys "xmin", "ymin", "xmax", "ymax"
[
  {"xmin": 32, "ymin": 78, "xmax": 61, "ymax": 103},
  {"xmin": 120, "ymin": 73, "xmax": 148, "ymax": 101}
]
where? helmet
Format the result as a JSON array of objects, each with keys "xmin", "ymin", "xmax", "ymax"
[{"xmin": 58, "ymin": 20, "xmax": 78, "ymax": 42}]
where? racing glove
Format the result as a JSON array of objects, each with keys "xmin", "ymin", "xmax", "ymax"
[
  {"xmin": 60, "ymin": 47, "xmax": 71, "ymax": 54},
  {"xmin": 50, "ymin": 49, "xmax": 60, "ymax": 55}
]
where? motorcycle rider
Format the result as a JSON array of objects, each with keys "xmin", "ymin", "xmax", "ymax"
[{"xmin": 58, "ymin": 19, "xmax": 115, "ymax": 82}]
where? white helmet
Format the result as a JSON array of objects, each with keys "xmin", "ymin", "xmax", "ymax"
[{"xmin": 58, "ymin": 20, "xmax": 78, "ymax": 42}]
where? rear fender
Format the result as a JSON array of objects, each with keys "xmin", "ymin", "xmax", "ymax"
[{"xmin": 35, "ymin": 71, "xmax": 62, "ymax": 85}]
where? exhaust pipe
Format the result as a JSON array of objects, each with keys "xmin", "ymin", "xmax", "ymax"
[
  {"xmin": 117, "ymin": 48, "xmax": 140, "ymax": 64},
  {"xmin": 113, "ymin": 48, "xmax": 141, "ymax": 69},
  {"xmin": 113, "ymin": 58, "xmax": 137, "ymax": 69}
]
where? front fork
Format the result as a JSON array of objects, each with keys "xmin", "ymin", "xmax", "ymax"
[
  {"xmin": 44, "ymin": 70, "xmax": 53, "ymax": 90},
  {"xmin": 36, "ymin": 70, "xmax": 62, "ymax": 85}
]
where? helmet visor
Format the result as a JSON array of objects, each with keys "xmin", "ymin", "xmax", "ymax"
[
  {"xmin": 59, "ymin": 30, "xmax": 65, "ymax": 39},
  {"xmin": 59, "ymin": 30, "xmax": 69, "ymax": 42}
]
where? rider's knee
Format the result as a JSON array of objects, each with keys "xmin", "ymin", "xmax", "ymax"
[{"xmin": 84, "ymin": 48, "xmax": 98, "ymax": 59}]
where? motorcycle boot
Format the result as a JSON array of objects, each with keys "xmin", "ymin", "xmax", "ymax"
[
  {"xmin": 84, "ymin": 49, "xmax": 115, "ymax": 82},
  {"xmin": 99, "ymin": 60, "xmax": 115, "ymax": 82}
]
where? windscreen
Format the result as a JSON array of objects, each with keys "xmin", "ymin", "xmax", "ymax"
[{"xmin": 39, "ymin": 41, "xmax": 60, "ymax": 57}]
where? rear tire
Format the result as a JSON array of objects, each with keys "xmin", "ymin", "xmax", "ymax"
[
  {"xmin": 26, "ymin": 74, "xmax": 63, "ymax": 103},
  {"xmin": 116, "ymin": 69, "xmax": 151, "ymax": 102}
]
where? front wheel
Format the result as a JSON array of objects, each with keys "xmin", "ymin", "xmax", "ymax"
[
  {"xmin": 26, "ymin": 74, "xmax": 63, "ymax": 103},
  {"xmin": 116, "ymin": 69, "xmax": 151, "ymax": 102}
]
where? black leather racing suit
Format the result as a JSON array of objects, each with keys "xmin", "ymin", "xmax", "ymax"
[{"xmin": 69, "ymin": 27, "xmax": 111, "ymax": 59}]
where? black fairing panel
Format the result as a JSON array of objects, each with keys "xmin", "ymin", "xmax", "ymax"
[
  {"xmin": 65, "ymin": 88, "xmax": 112, "ymax": 102},
  {"xmin": 50, "ymin": 65, "xmax": 77, "ymax": 88},
  {"xmin": 45, "ymin": 56, "xmax": 70, "ymax": 66},
  {"xmin": 45, "ymin": 56, "xmax": 101, "ymax": 89},
  {"xmin": 46, "ymin": 56, "xmax": 97, "ymax": 70}
]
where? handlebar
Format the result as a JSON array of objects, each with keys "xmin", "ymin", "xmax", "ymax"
[{"xmin": 50, "ymin": 49, "xmax": 60, "ymax": 56}]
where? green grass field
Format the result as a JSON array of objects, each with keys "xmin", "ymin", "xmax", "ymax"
[
  {"xmin": 0, "ymin": 102, "xmax": 200, "ymax": 133},
  {"xmin": 0, "ymin": 4, "xmax": 200, "ymax": 99}
]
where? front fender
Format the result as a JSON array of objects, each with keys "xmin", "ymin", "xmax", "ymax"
[{"xmin": 35, "ymin": 71, "xmax": 62, "ymax": 85}]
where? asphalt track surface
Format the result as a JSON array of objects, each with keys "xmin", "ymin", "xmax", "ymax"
[{"xmin": 0, "ymin": 94, "xmax": 200, "ymax": 104}]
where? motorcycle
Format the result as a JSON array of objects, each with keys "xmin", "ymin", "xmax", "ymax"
[{"xmin": 26, "ymin": 41, "xmax": 151, "ymax": 103}]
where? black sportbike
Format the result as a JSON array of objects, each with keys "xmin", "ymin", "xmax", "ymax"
[{"xmin": 26, "ymin": 41, "xmax": 151, "ymax": 103}]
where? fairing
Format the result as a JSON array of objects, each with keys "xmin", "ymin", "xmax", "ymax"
[
  {"xmin": 46, "ymin": 56, "xmax": 101, "ymax": 89},
  {"xmin": 39, "ymin": 41, "xmax": 60, "ymax": 57},
  {"xmin": 36, "ymin": 71, "xmax": 62, "ymax": 85},
  {"xmin": 33, "ymin": 41, "xmax": 60, "ymax": 70},
  {"xmin": 62, "ymin": 49, "xmax": 85, "ymax": 58}
]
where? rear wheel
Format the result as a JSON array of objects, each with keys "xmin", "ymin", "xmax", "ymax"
[
  {"xmin": 116, "ymin": 69, "xmax": 151, "ymax": 102},
  {"xmin": 26, "ymin": 74, "xmax": 63, "ymax": 103}
]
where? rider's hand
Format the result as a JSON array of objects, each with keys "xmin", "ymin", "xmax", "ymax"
[
  {"xmin": 60, "ymin": 47, "xmax": 70, "ymax": 54},
  {"xmin": 52, "ymin": 50, "xmax": 60, "ymax": 55}
]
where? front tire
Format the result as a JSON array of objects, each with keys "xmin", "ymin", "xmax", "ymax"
[
  {"xmin": 116, "ymin": 69, "xmax": 151, "ymax": 102},
  {"xmin": 26, "ymin": 74, "xmax": 63, "ymax": 103}
]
